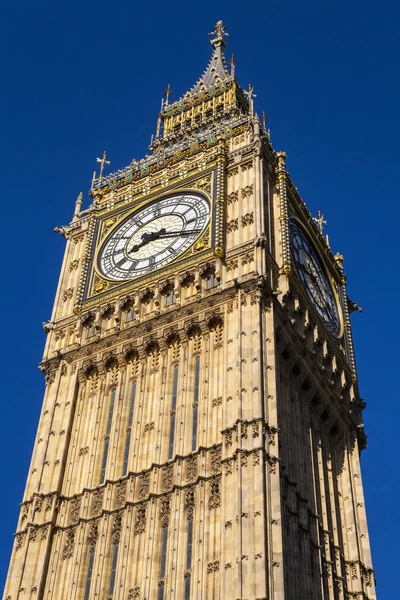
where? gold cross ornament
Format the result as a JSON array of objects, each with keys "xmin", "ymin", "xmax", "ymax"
[
  {"xmin": 313, "ymin": 211, "xmax": 327, "ymax": 234},
  {"xmin": 244, "ymin": 84, "xmax": 257, "ymax": 116},
  {"xmin": 96, "ymin": 151, "xmax": 110, "ymax": 181}
]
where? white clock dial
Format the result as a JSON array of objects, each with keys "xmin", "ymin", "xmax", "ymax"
[{"xmin": 98, "ymin": 192, "xmax": 210, "ymax": 281}]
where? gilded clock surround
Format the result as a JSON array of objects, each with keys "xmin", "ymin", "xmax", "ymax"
[
  {"xmin": 4, "ymin": 21, "xmax": 375, "ymax": 600},
  {"xmin": 85, "ymin": 170, "xmax": 218, "ymax": 302}
]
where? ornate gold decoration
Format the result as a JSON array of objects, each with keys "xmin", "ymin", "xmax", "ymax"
[
  {"xmin": 105, "ymin": 217, "xmax": 117, "ymax": 229},
  {"xmin": 93, "ymin": 280, "xmax": 107, "ymax": 294},
  {"xmin": 96, "ymin": 151, "xmax": 110, "ymax": 181},
  {"xmin": 313, "ymin": 210, "xmax": 327, "ymax": 234}
]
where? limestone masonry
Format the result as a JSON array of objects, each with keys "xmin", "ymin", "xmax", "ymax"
[{"xmin": 3, "ymin": 21, "xmax": 375, "ymax": 600}]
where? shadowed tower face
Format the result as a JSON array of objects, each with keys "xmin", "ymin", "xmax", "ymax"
[{"xmin": 4, "ymin": 21, "xmax": 375, "ymax": 600}]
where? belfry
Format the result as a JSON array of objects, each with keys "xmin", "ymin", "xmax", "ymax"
[{"xmin": 4, "ymin": 22, "xmax": 375, "ymax": 600}]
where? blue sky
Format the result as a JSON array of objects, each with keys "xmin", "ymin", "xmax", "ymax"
[{"xmin": 1, "ymin": 0, "xmax": 398, "ymax": 595}]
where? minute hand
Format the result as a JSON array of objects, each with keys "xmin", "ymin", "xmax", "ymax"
[{"xmin": 158, "ymin": 229, "xmax": 202, "ymax": 238}]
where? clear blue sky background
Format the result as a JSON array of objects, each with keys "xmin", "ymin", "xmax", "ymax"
[{"xmin": 0, "ymin": 0, "xmax": 398, "ymax": 596}]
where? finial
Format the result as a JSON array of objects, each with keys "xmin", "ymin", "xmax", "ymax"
[
  {"xmin": 244, "ymin": 84, "xmax": 257, "ymax": 117},
  {"xmin": 164, "ymin": 84, "xmax": 173, "ymax": 107},
  {"xmin": 229, "ymin": 54, "xmax": 236, "ymax": 77},
  {"xmin": 209, "ymin": 20, "xmax": 230, "ymax": 50},
  {"xmin": 334, "ymin": 252, "xmax": 344, "ymax": 269},
  {"xmin": 313, "ymin": 211, "xmax": 327, "ymax": 234},
  {"xmin": 96, "ymin": 151, "xmax": 110, "ymax": 181},
  {"xmin": 91, "ymin": 171, "xmax": 97, "ymax": 189},
  {"xmin": 262, "ymin": 111, "xmax": 268, "ymax": 130},
  {"xmin": 72, "ymin": 192, "xmax": 83, "ymax": 221}
]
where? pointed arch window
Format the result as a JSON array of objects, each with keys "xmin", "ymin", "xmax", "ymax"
[
  {"xmin": 87, "ymin": 323, "xmax": 99, "ymax": 339},
  {"xmin": 108, "ymin": 517, "xmax": 121, "ymax": 599},
  {"xmin": 192, "ymin": 356, "xmax": 200, "ymax": 451},
  {"xmin": 84, "ymin": 523, "xmax": 98, "ymax": 600},
  {"xmin": 158, "ymin": 518, "xmax": 169, "ymax": 600},
  {"xmin": 83, "ymin": 551, "xmax": 95, "ymax": 600},
  {"xmin": 122, "ymin": 381, "xmax": 137, "ymax": 476},
  {"xmin": 168, "ymin": 366, "xmax": 179, "ymax": 460},
  {"xmin": 162, "ymin": 282, "xmax": 176, "ymax": 307},
  {"xmin": 125, "ymin": 307, "xmax": 136, "ymax": 323},
  {"xmin": 205, "ymin": 272, "xmax": 218, "ymax": 290},
  {"xmin": 185, "ymin": 503, "xmax": 194, "ymax": 599},
  {"xmin": 100, "ymin": 387, "xmax": 116, "ymax": 484}
]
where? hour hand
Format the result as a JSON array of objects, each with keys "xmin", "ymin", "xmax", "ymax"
[{"xmin": 129, "ymin": 228, "xmax": 166, "ymax": 253}]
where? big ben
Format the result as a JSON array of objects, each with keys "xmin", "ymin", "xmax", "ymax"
[{"xmin": 3, "ymin": 21, "xmax": 376, "ymax": 600}]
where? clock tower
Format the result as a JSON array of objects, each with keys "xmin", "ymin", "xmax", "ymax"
[{"xmin": 4, "ymin": 22, "xmax": 376, "ymax": 600}]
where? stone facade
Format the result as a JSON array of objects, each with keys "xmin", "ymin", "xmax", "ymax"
[{"xmin": 3, "ymin": 22, "xmax": 375, "ymax": 600}]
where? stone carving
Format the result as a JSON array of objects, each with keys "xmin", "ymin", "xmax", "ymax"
[
  {"xmin": 162, "ymin": 466, "xmax": 173, "ymax": 491},
  {"xmin": 253, "ymin": 452, "xmax": 261, "ymax": 466},
  {"xmin": 115, "ymin": 481, "xmax": 126, "ymax": 508},
  {"xmin": 225, "ymin": 429, "xmax": 233, "ymax": 448},
  {"xmin": 69, "ymin": 497, "xmax": 81, "ymax": 525},
  {"xmin": 210, "ymin": 447, "xmax": 222, "ymax": 475},
  {"xmin": 68, "ymin": 259, "xmax": 79, "ymax": 272},
  {"xmin": 252, "ymin": 421, "xmax": 260, "ymax": 438},
  {"xmin": 241, "ymin": 184, "xmax": 253, "ymax": 198},
  {"xmin": 62, "ymin": 288, "xmax": 74, "ymax": 302},
  {"xmin": 127, "ymin": 587, "xmax": 140, "ymax": 599},
  {"xmin": 144, "ymin": 422, "xmax": 155, "ymax": 433},
  {"xmin": 209, "ymin": 480, "xmax": 220, "ymax": 510},
  {"xmin": 267, "ymin": 456, "xmax": 278, "ymax": 474},
  {"xmin": 40, "ymin": 525, "xmax": 49, "ymax": 540},
  {"xmin": 213, "ymin": 323, "xmax": 223, "ymax": 349},
  {"xmin": 365, "ymin": 568, "xmax": 375, "ymax": 587},
  {"xmin": 267, "ymin": 427, "xmax": 278, "ymax": 446},
  {"xmin": 134, "ymin": 505, "xmax": 146, "ymax": 536},
  {"xmin": 160, "ymin": 496, "xmax": 171, "ymax": 520},
  {"xmin": 212, "ymin": 396, "xmax": 222, "ymax": 407},
  {"xmin": 79, "ymin": 446, "xmax": 89, "ymax": 456},
  {"xmin": 186, "ymin": 457, "xmax": 198, "ymax": 482},
  {"xmin": 139, "ymin": 473, "xmax": 150, "ymax": 499},
  {"xmin": 87, "ymin": 521, "xmax": 99, "ymax": 552},
  {"xmin": 112, "ymin": 513, "xmax": 122, "ymax": 544},
  {"xmin": 240, "ymin": 453, "xmax": 248, "ymax": 467},
  {"xmin": 207, "ymin": 560, "xmax": 220, "ymax": 573},
  {"xmin": 241, "ymin": 212, "xmax": 254, "ymax": 227},
  {"xmin": 21, "ymin": 503, "xmax": 29, "ymax": 521},
  {"xmin": 29, "ymin": 528, "xmax": 38, "ymax": 542},
  {"xmin": 62, "ymin": 530, "xmax": 75, "ymax": 560},
  {"xmin": 185, "ymin": 488, "xmax": 195, "ymax": 511},
  {"xmin": 225, "ymin": 460, "xmax": 233, "ymax": 475},
  {"xmin": 226, "ymin": 218, "xmax": 238, "ymax": 233},
  {"xmin": 225, "ymin": 259, "xmax": 238, "ymax": 272},
  {"xmin": 241, "ymin": 253, "xmax": 254, "ymax": 265},
  {"xmin": 91, "ymin": 490, "xmax": 103, "ymax": 517},
  {"xmin": 227, "ymin": 191, "xmax": 239, "ymax": 204},
  {"xmin": 16, "ymin": 532, "xmax": 25, "ymax": 550}
]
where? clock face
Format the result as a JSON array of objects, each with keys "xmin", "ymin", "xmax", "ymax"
[
  {"xmin": 289, "ymin": 217, "xmax": 341, "ymax": 338},
  {"xmin": 98, "ymin": 192, "xmax": 210, "ymax": 281}
]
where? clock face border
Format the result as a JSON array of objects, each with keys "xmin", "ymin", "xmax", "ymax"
[
  {"xmin": 289, "ymin": 215, "xmax": 344, "ymax": 340},
  {"xmin": 82, "ymin": 173, "xmax": 218, "ymax": 302},
  {"xmin": 97, "ymin": 192, "xmax": 211, "ymax": 282}
]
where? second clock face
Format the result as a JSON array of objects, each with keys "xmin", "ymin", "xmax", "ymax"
[
  {"xmin": 98, "ymin": 192, "xmax": 210, "ymax": 281},
  {"xmin": 289, "ymin": 217, "xmax": 341, "ymax": 338}
]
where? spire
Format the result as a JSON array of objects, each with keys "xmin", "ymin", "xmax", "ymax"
[{"xmin": 188, "ymin": 20, "xmax": 231, "ymax": 96}]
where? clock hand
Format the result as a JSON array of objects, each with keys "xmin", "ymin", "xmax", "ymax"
[
  {"xmin": 156, "ymin": 229, "xmax": 202, "ymax": 238},
  {"xmin": 129, "ymin": 228, "xmax": 202, "ymax": 254}
]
